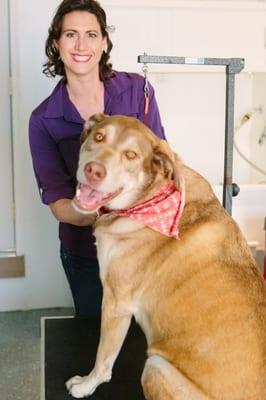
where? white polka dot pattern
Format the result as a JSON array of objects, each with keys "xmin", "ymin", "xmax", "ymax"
[{"xmin": 113, "ymin": 179, "xmax": 185, "ymax": 239}]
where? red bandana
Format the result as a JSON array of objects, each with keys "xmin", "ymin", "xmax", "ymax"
[{"xmin": 102, "ymin": 179, "xmax": 185, "ymax": 239}]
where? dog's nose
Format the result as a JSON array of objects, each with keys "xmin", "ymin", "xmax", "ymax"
[{"xmin": 84, "ymin": 162, "xmax": 106, "ymax": 182}]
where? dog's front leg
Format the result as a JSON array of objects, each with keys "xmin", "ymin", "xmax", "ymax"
[{"xmin": 66, "ymin": 286, "xmax": 132, "ymax": 398}]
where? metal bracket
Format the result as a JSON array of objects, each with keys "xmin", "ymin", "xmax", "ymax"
[{"xmin": 138, "ymin": 55, "xmax": 245, "ymax": 214}]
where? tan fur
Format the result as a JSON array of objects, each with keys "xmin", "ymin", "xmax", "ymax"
[{"xmin": 66, "ymin": 114, "xmax": 266, "ymax": 400}]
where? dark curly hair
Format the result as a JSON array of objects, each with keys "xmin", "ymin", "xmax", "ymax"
[{"xmin": 43, "ymin": 0, "xmax": 113, "ymax": 81}]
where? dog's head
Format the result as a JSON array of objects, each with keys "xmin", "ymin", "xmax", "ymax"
[{"xmin": 73, "ymin": 114, "xmax": 183, "ymax": 214}]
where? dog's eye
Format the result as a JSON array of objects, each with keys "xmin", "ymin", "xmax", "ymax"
[
  {"xmin": 125, "ymin": 150, "xmax": 138, "ymax": 160},
  {"xmin": 94, "ymin": 132, "xmax": 104, "ymax": 142}
]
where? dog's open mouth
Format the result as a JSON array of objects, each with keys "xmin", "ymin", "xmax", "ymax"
[{"xmin": 72, "ymin": 183, "xmax": 122, "ymax": 212}]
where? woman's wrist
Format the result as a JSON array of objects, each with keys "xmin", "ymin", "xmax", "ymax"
[{"xmin": 49, "ymin": 198, "xmax": 96, "ymax": 226}]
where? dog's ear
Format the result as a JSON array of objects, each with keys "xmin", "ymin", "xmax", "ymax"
[
  {"xmin": 153, "ymin": 140, "xmax": 183, "ymax": 190},
  {"xmin": 80, "ymin": 113, "xmax": 106, "ymax": 144}
]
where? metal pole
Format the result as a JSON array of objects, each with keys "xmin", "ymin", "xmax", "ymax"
[{"xmin": 223, "ymin": 69, "xmax": 235, "ymax": 214}]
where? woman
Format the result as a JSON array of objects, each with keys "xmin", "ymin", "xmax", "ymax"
[{"xmin": 29, "ymin": 0, "xmax": 165, "ymax": 318}]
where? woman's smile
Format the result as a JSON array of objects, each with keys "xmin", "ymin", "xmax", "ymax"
[
  {"xmin": 71, "ymin": 53, "xmax": 92, "ymax": 63},
  {"xmin": 56, "ymin": 11, "xmax": 106, "ymax": 78}
]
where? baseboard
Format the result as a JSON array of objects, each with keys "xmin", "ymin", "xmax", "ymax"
[{"xmin": 0, "ymin": 255, "xmax": 25, "ymax": 278}]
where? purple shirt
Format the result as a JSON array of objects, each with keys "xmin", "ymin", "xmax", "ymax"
[{"xmin": 29, "ymin": 71, "xmax": 165, "ymax": 258}]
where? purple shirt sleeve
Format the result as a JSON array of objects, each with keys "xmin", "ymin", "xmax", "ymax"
[{"xmin": 29, "ymin": 114, "xmax": 75, "ymax": 205}]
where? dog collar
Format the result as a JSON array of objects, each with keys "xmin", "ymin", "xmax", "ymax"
[{"xmin": 99, "ymin": 178, "xmax": 185, "ymax": 239}]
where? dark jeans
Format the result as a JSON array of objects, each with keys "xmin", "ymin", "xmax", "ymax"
[{"xmin": 60, "ymin": 245, "xmax": 102, "ymax": 318}]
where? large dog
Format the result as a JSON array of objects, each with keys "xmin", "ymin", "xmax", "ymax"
[{"xmin": 67, "ymin": 114, "xmax": 266, "ymax": 399}]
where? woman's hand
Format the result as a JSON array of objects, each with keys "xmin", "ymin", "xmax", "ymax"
[{"xmin": 49, "ymin": 198, "xmax": 97, "ymax": 226}]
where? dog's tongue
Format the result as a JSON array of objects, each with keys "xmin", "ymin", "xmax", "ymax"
[{"xmin": 73, "ymin": 183, "xmax": 107, "ymax": 211}]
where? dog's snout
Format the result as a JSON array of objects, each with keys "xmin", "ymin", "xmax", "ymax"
[{"xmin": 84, "ymin": 162, "xmax": 106, "ymax": 182}]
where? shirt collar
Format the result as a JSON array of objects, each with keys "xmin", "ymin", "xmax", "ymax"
[
  {"xmin": 44, "ymin": 71, "xmax": 133, "ymax": 122},
  {"xmin": 44, "ymin": 78, "xmax": 83, "ymax": 124}
]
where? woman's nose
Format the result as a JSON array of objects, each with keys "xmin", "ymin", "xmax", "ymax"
[
  {"xmin": 84, "ymin": 162, "xmax": 106, "ymax": 183},
  {"xmin": 75, "ymin": 35, "xmax": 87, "ymax": 51}
]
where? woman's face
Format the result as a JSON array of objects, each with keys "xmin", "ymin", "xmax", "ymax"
[{"xmin": 56, "ymin": 10, "xmax": 107, "ymax": 80}]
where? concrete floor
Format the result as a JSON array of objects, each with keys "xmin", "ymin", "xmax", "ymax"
[{"xmin": 0, "ymin": 308, "xmax": 74, "ymax": 400}]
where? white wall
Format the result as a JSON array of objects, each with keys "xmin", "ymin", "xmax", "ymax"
[
  {"xmin": 250, "ymin": 74, "xmax": 266, "ymax": 184},
  {"xmin": 102, "ymin": 0, "xmax": 266, "ymax": 185},
  {"xmin": 0, "ymin": 0, "xmax": 73, "ymax": 311},
  {"xmin": 0, "ymin": 0, "xmax": 266, "ymax": 311},
  {"xmin": 0, "ymin": 0, "xmax": 15, "ymax": 252}
]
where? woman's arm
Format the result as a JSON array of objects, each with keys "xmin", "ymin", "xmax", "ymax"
[
  {"xmin": 29, "ymin": 112, "xmax": 94, "ymax": 226},
  {"xmin": 49, "ymin": 198, "xmax": 96, "ymax": 226}
]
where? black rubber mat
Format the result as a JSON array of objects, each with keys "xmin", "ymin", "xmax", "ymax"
[{"xmin": 43, "ymin": 317, "xmax": 147, "ymax": 399}]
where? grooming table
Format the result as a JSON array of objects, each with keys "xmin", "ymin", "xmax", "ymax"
[{"xmin": 41, "ymin": 317, "xmax": 146, "ymax": 400}]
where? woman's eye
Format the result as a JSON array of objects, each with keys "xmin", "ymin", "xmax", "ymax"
[
  {"xmin": 94, "ymin": 132, "xmax": 104, "ymax": 142},
  {"xmin": 88, "ymin": 32, "xmax": 97, "ymax": 38},
  {"xmin": 65, "ymin": 32, "xmax": 75, "ymax": 38},
  {"xmin": 125, "ymin": 151, "xmax": 138, "ymax": 160}
]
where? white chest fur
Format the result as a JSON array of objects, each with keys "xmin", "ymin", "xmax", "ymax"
[
  {"xmin": 94, "ymin": 216, "xmax": 144, "ymax": 282},
  {"xmin": 95, "ymin": 234, "xmax": 119, "ymax": 281}
]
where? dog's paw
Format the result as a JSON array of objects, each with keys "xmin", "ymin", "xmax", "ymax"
[
  {"xmin": 65, "ymin": 376, "xmax": 83, "ymax": 392},
  {"xmin": 66, "ymin": 375, "xmax": 96, "ymax": 398}
]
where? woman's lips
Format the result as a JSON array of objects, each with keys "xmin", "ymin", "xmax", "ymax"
[{"xmin": 71, "ymin": 54, "xmax": 92, "ymax": 62}]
